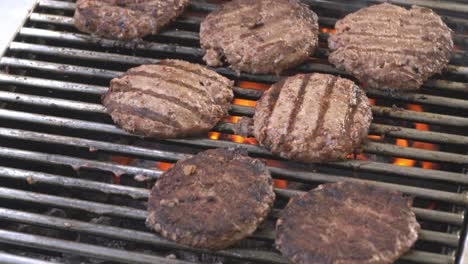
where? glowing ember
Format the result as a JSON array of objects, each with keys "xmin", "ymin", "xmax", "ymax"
[
  {"xmin": 320, "ymin": 28, "xmax": 337, "ymax": 34},
  {"xmin": 346, "ymin": 153, "xmax": 368, "ymax": 161},
  {"xmin": 224, "ymin": 116, "xmax": 241, "ymax": 123},
  {"xmin": 228, "ymin": 134, "xmax": 257, "ymax": 145},
  {"xmin": 393, "ymin": 139, "xmax": 416, "ymax": 167},
  {"xmin": 368, "ymin": 135, "xmax": 383, "ymax": 140},
  {"xmin": 267, "ymin": 160, "xmax": 288, "ymax": 188},
  {"xmin": 111, "ymin": 156, "xmax": 132, "ymax": 165},
  {"xmin": 237, "ymin": 81, "xmax": 270, "ymax": 90},
  {"xmin": 209, "ymin": 132, "xmax": 220, "ymax": 140},
  {"xmin": 233, "ymin": 98, "xmax": 256, "ymax": 107},
  {"xmin": 156, "ymin": 162, "xmax": 173, "ymax": 171},
  {"xmin": 392, "ymin": 105, "xmax": 438, "ymax": 169}
]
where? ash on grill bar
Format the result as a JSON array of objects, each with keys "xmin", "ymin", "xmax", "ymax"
[{"xmin": 0, "ymin": 0, "xmax": 466, "ymax": 264}]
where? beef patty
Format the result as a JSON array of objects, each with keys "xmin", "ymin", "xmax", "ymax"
[
  {"xmin": 74, "ymin": 0, "xmax": 189, "ymax": 39},
  {"xmin": 147, "ymin": 148, "xmax": 275, "ymax": 250},
  {"xmin": 253, "ymin": 73, "xmax": 372, "ymax": 163},
  {"xmin": 328, "ymin": 3, "xmax": 453, "ymax": 90},
  {"xmin": 200, "ymin": 0, "xmax": 319, "ymax": 75},
  {"xmin": 276, "ymin": 181, "xmax": 420, "ymax": 264},
  {"xmin": 102, "ymin": 59, "xmax": 234, "ymax": 139}
]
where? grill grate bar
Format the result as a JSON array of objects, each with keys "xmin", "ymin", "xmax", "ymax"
[
  {"xmin": 26, "ymin": 13, "xmax": 468, "ymax": 63},
  {"xmin": 0, "ymin": 106, "xmax": 466, "ymax": 165},
  {"xmin": 0, "ymin": 143, "xmax": 466, "ymax": 205},
  {"xmin": 0, "ymin": 166, "xmax": 148, "ymax": 199},
  {"xmin": 0, "ymin": 90, "xmax": 106, "ymax": 113},
  {"xmin": 366, "ymin": 0, "xmax": 468, "ymax": 13},
  {"xmin": 3, "ymin": 87, "xmax": 468, "ymax": 145},
  {"xmin": 0, "ymin": 186, "xmax": 459, "ymax": 249},
  {"xmin": 19, "ymin": 27, "xmax": 204, "ymax": 59},
  {"xmin": 7, "ymin": 41, "xmax": 468, "ymax": 109},
  {"xmin": 252, "ymin": 229, "xmax": 460, "ymax": 248},
  {"xmin": 3, "ymin": 57, "xmax": 468, "ymax": 127},
  {"xmin": 0, "ymin": 252, "xmax": 54, "ymax": 264},
  {"xmin": 0, "ymin": 147, "xmax": 161, "ymax": 179},
  {"xmin": 16, "ymin": 27, "xmax": 468, "ymax": 83},
  {"xmin": 45, "ymin": 2, "xmax": 468, "ymax": 40},
  {"xmin": 1, "ymin": 126, "xmax": 467, "ymax": 188},
  {"xmin": 0, "ymin": 165, "xmax": 462, "ymax": 226},
  {"xmin": 0, "ymin": 73, "xmax": 106, "ymax": 95},
  {"xmin": 0, "ymin": 208, "xmax": 457, "ymax": 264},
  {"xmin": 8, "ymin": 40, "xmax": 468, "ymax": 96},
  {"xmin": 0, "ymin": 127, "xmax": 465, "ymax": 186},
  {"xmin": 0, "ymin": 186, "xmax": 147, "ymax": 219},
  {"xmin": 366, "ymin": 90, "xmax": 468, "ymax": 110},
  {"xmin": 0, "ymin": 229, "xmax": 193, "ymax": 264},
  {"xmin": 36, "ymin": 0, "xmax": 468, "ymax": 36},
  {"xmin": 0, "ymin": 208, "xmax": 288, "ymax": 264}
]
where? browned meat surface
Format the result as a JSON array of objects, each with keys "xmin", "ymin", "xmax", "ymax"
[
  {"xmin": 102, "ymin": 59, "xmax": 234, "ymax": 139},
  {"xmin": 200, "ymin": 0, "xmax": 319, "ymax": 75},
  {"xmin": 74, "ymin": 0, "xmax": 189, "ymax": 39},
  {"xmin": 276, "ymin": 181, "xmax": 420, "ymax": 264},
  {"xmin": 328, "ymin": 3, "xmax": 453, "ymax": 90},
  {"xmin": 253, "ymin": 73, "xmax": 372, "ymax": 163},
  {"xmin": 147, "ymin": 148, "xmax": 275, "ymax": 250}
]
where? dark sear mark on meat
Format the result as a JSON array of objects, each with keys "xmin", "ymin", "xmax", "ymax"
[
  {"xmin": 328, "ymin": 3, "xmax": 453, "ymax": 90},
  {"xmin": 253, "ymin": 73, "xmax": 372, "ymax": 163},
  {"xmin": 200, "ymin": 0, "xmax": 319, "ymax": 75},
  {"xmin": 146, "ymin": 148, "xmax": 275, "ymax": 250},
  {"xmin": 74, "ymin": 0, "xmax": 190, "ymax": 40},
  {"xmin": 102, "ymin": 59, "xmax": 234, "ymax": 139},
  {"xmin": 276, "ymin": 181, "xmax": 420, "ymax": 264}
]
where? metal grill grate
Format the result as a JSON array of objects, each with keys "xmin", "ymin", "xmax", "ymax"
[{"xmin": 0, "ymin": 0, "xmax": 467, "ymax": 263}]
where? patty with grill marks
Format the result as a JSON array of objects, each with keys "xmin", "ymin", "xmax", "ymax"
[
  {"xmin": 74, "ymin": 0, "xmax": 189, "ymax": 40},
  {"xmin": 328, "ymin": 3, "xmax": 453, "ymax": 90},
  {"xmin": 276, "ymin": 181, "xmax": 420, "ymax": 264},
  {"xmin": 253, "ymin": 73, "xmax": 372, "ymax": 163},
  {"xmin": 147, "ymin": 148, "xmax": 275, "ymax": 250},
  {"xmin": 200, "ymin": 0, "xmax": 319, "ymax": 75},
  {"xmin": 102, "ymin": 59, "xmax": 234, "ymax": 139}
]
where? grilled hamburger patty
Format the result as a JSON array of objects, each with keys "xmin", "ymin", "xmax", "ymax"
[
  {"xmin": 102, "ymin": 60, "xmax": 234, "ymax": 139},
  {"xmin": 276, "ymin": 181, "xmax": 420, "ymax": 264},
  {"xmin": 328, "ymin": 3, "xmax": 453, "ymax": 90},
  {"xmin": 74, "ymin": 0, "xmax": 189, "ymax": 39},
  {"xmin": 253, "ymin": 73, "xmax": 372, "ymax": 163},
  {"xmin": 147, "ymin": 148, "xmax": 275, "ymax": 250},
  {"xmin": 200, "ymin": 0, "xmax": 319, "ymax": 74}
]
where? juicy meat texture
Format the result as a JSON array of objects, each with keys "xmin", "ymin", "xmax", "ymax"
[
  {"xmin": 328, "ymin": 3, "xmax": 453, "ymax": 90},
  {"xmin": 276, "ymin": 181, "xmax": 420, "ymax": 264},
  {"xmin": 74, "ymin": 0, "xmax": 189, "ymax": 39},
  {"xmin": 200, "ymin": 0, "xmax": 319, "ymax": 74},
  {"xmin": 146, "ymin": 148, "xmax": 275, "ymax": 250},
  {"xmin": 102, "ymin": 59, "xmax": 234, "ymax": 139},
  {"xmin": 253, "ymin": 73, "xmax": 372, "ymax": 163}
]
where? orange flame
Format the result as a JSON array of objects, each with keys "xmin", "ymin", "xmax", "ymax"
[
  {"xmin": 320, "ymin": 28, "xmax": 337, "ymax": 34},
  {"xmin": 233, "ymin": 98, "xmax": 256, "ymax": 107},
  {"xmin": 209, "ymin": 132, "xmax": 220, "ymax": 140},
  {"xmin": 368, "ymin": 135, "xmax": 382, "ymax": 140},
  {"xmin": 224, "ymin": 116, "xmax": 241, "ymax": 123},
  {"xmin": 393, "ymin": 139, "xmax": 416, "ymax": 167},
  {"xmin": 156, "ymin": 162, "xmax": 173, "ymax": 171},
  {"xmin": 392, "ymin": 104, "xmax": 438, "ymax": 169},
  {"xmin": 237, "ymin": 81, "xmax": 270, "ymax": 90},
  {"xmin": 267, "ymin": 160, "xmax": 288, "ymax": 188}
]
